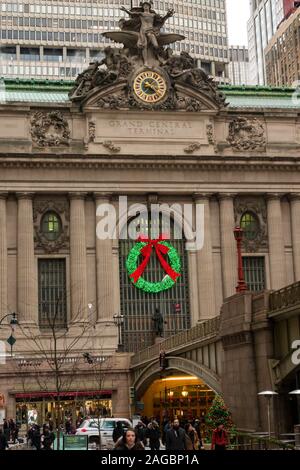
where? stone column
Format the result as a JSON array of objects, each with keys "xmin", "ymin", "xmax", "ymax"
[
  {"xmin": 219, "ymin": 194, "xmax": 238, "ymax": 299},
  {"xmin": 187, "ymin": 250, "xmax": 200, "ymax": 326},
  {"xmin": 94, "ymin": 193, "xmax": 114, "ymax": 322},
  {"xmin": 194, "ymin": 193, "xmax": 216, "ymax": 319},
  {"xmin": 290, "ymin": 194, "xmax": 300, "ymax": 282},
  {"xmin": 17, "ymin": 193, "xmax": 38, "ymax": 324},
  {"xmin": 0, "ymin": 193, "xmax": 8, "ymax": 315},
  {"xmin": 69, "ymin": 193, "xmax": 88, "ymax": 321},
  {"xmin": 267, "ymin": 194, "xmax": 286, "ymax": 289}
]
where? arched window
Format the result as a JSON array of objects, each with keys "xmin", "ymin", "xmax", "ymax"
[
  {"xmin": 119, "ymin": 212, "xmax": 190, "ymax": 352},
  {"xmin": 240, "ymin": 212, "xmax": 259, "ymax": 241},
  {"xmin": 41, "ymin": 212, "xmax": 62, "ymax": 241}
]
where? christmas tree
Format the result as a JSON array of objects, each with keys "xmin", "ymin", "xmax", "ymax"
[{"xmin": 205, "ymin": 395, "xmax": 234, "ymax": 431}]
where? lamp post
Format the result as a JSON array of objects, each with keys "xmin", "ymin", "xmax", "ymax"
[
  {"xmin": 258, "ymin": 390, "xmax": 278, "ymax": 440},
  {"xmin": 0, "ymin": 313, "xmax": 18, "ymax": 356},
  {"xmin": 233, "ymin": 227, "xmax": 248, "ymax": 293},
  {"xmin": 113, "ymin": 313, "xmax": 124, "ymax": 352},
  {"xmin": 0, "ymin": 312, "xmax": 18, "ymax": 327}
]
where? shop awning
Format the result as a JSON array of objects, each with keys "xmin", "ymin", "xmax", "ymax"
[{"xmin": 15, "ymin": 390, "xmax": 112, "ymax": 399}]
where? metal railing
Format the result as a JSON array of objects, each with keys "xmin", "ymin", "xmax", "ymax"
[
  {"xmin": 228, "ymin": 432, "xmax": 295, "ymax": 450},
  {"xmin": 131, "ymin": 316, "xmax": 220, "ymax": 366},
  {"xmin": 269, "ymin": 281, "xmax": 300, "ymax": 313}
]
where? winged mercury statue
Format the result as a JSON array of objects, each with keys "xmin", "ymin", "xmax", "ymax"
[{"xmin": 102, "ymin": 1, "xmax": 185, "ymax": 67}]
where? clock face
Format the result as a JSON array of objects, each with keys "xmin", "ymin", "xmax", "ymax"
[{"xmin": 133, "ymin": 70, "xmax": 168, "ymax": 104}]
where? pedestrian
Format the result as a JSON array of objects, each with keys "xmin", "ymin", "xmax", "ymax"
[
  {"xmin": 41, "ymin": 425, "xmax": 55, "ymax": 450},
  {"xmin": 185, "ymin": 423, "xmax": 199, "ymax": 450},
  {"xmin": 162, "ymin": 419, "xmax": 171, "ymax": 445},
  {"xmin": 0, "ymin": 429, "xmax": 9, "ymax": 450},
  {"xmin": 9, "ymin": 419, "xmax": 16, "ymax": 442},
  {"xmin": 13, "ymin": 423, "xmax": 19, "ymax": 443},
  {"xmin": 65, "ymin": 417, "xmax": 72, "ymax": 434},
  {"xmin": 31, "ymin": 424, "xmax": 41, "ymax": 450},
  {"xmin": 146, "ymin": 420, "xmax": 161, "ymax": 451},
  {"xmin": 113, "ymin": 421, "xmax": 124, "ymax": 443},
  {"xmin": 3, "ymin": 419, "xmax": 9, "ymax": 443},
  {"xmin": 114, "ymin": 428, "xmax": 144, "ymax": 451},
  {"xmin": 194, "ymin": 419, "xmax": 204, "ymax": 449},
  {"xmin": 211, "ymin": 423, "xmax": 228, "ymax": 451},
  {"xmin": 165, "ymin": 418, "xmax": 187, "ymax": 451},
  {"xmin": 134, "ymin": 421, "xmax": 147, "ymax": 446}
]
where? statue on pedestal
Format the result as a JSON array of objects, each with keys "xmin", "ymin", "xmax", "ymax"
[
  {"xmin": 152, "ymin": 307, "xmax": 166, "ymax": 337},
  {"xmin": 102, "ymin": 1, "xmax": 183, "ymax": 67}
]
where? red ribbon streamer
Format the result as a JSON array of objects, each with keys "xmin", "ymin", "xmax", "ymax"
[{"xmin": 130, "ymin": 235, "xmax": 181, "ymax": 283}]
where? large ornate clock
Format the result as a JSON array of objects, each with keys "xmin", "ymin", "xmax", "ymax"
[{"xmin": 132, "ymin": 68, "xmax": 169, "ymax": 105}]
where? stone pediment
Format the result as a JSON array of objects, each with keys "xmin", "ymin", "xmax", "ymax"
[{"xmin": 79, "ymin": 73, "xmax": 226, "ymax": 113}]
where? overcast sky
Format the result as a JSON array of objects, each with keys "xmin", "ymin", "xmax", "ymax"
[{"xmin": 226, "ymin": 0, "xmax": 250, "ymax": 46}]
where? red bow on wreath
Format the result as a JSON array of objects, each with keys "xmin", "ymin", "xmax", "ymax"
[{"xmin": 130, "ymin": 235, "xmax": 181, "ymax": 283}]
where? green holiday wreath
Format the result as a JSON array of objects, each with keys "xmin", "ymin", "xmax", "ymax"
[{"xmin": 126, "ymin": 238, "xmax": 181, "ymax": 294}]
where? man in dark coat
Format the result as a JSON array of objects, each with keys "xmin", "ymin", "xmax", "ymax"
[
  {"xmin": 3, "ymin": 419, "xmax": 9, "ymax": 442},
  {"xmin": 113, "ymin": 421, "xmax": 124, "ymax": 443},
  {"xmin": 0, "ymin": 429, "xmax": 9, "ymax": 450},
  {"xmin": 165, "ymin": 418, "xmax": 187, "ymax": 450},
  {"xmin": 146, "ymin": 420, "xmax": 161, "ymax": 450}
]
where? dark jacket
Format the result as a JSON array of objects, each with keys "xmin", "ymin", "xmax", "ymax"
[
  {"xmin": 113, "ymin": 425, "xmax": 124, "ymax": 443},
  {"xmin": 134, "ymin": 424, "xmax": 147, "ymax": 444},
  {"xmin": 114, "ymin": 439, "xmax": 144, "ymax": 451},
  {"xmin": 146, "ymin": 425, "xmax": 161, "ymax": 444},
  {"xmin": 165, "ymin": 427, "xmax": 187, "ymax": 450},
  {"xmin": 0, "ymin": 432, "xmax": 9, "ymax": 450}
]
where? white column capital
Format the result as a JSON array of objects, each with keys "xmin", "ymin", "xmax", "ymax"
[
  {"xmin": 218, "ymin": 193, "xmax": 237, "ymax": 202},
  {"xmin": 289, "ymin": 193, "xmax": 300, "ymax": 202},
  {"xmin": 68, "ymin": 192, "xmax": 88, "ymax": 201},
  {"xmin": 0, "ymin": 192, "xmax": 8, "ymax": 200},
  {"xmin": 266, "ymin": 193, "xmax": 283, "ymax": 202},
  {"xmin": 94, "ymin": 192, "xmax": 113, "ymax": 202},
  {"xmin": 193, "ymin": 192, "xmax": 214, "ymax": 202},
  {"xmin": 16, "ymin": 192, "xmax": 35, "ymax": 200}
]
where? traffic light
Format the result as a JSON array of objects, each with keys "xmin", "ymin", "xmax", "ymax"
[
  {"xmin": 174, "ymin": 303, "xmax": 181, "ymax": 313},
  {"xmin": 129, "ymin": 386, "xmax": 136, "ymax": 404}
]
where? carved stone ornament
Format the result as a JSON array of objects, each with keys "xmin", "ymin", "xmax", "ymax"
[
  {"xmin": 88, "ymin": 121, "xmax": 96, "ymax": 142},
  {"xmin": 234, "ymin": 197, "xmax": 268, "ymax": 253},
  {"xmin": 33, "ymin": 200, "xmax": 70, "ymax": 253},
  {"xmin": 69, "ymin": 3, "xmax": 227, "ymax": 112},
  {"xmin": 227, "ymin": 117, "xmax": 266, "ymax": 151},
  {"xmin": 102, "ymin": 141, "xmax": 121, "ymax": 153},
  {"xmin": 31, "ymin": 111, "xmax": 70, "ymax": 148},
  {"xmin": 184, "ymin": 143, "xmax": 201, "ymax": 154}
]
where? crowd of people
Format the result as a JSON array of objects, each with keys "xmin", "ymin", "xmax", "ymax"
[
  {"xmin": 112, "ymin": 416, "xmax": 228, "ymax": 451},
  {"xmin": 1, "ymin": 414, "xmax": 229, "ymax": 451},
  {"xmin": 0, "ymin": 419, "xmax": 19, "ymax": 450}
]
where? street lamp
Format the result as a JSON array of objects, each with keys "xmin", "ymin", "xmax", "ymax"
[
  {"xmin": 113, "ymin": 313, "xmax": 124, "ymax": 352},
  {"xmin": 233, "ymin": 227, "xmax": 248, "ymax": 293},
  {"xmin": 0, "ymin": 312, "xmax": 18, "ymax": 327},
  {"xmin": 258, "ymin": 390, "xmax": 278, "ymax": 439}
]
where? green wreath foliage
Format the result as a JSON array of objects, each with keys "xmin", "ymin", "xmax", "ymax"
[{"xmin": 126, "ymin": 241, "xmax": 181, "ymax": 293}]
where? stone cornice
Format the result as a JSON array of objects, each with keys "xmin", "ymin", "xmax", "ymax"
[{"xmin": 1, "ymin": 155, "xmax": 300, "ymax": 172}]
